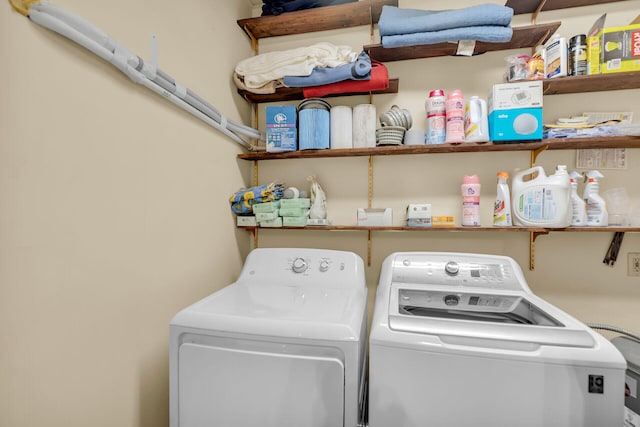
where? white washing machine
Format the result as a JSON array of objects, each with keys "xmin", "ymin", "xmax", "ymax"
[
  {"xmin": 170, "ymin": 248, "xmax": 368, "ymax": 427},
  {"xmin": 369, "ymin": 252, "xmax": 626, "ymax": 427}
]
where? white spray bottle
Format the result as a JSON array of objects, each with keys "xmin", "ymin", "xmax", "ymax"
[
  {"xmin": 569, "ymin": 171, "xmax": 587, "ymax": 226},
  {"xmin": 583, "ymin": 170, "xmax": 608, "ymax": 226}
]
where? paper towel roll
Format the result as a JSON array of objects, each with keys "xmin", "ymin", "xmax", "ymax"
[
  {"xmin": 330, "ymin": 106, "xmax": 353, "ymax": 149},
  {"xmin": 352, "ymin": 104, "xmax": 376, "ymax": 148}
]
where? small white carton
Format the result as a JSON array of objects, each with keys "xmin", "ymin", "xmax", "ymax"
[
  {"xmin": 488, "ymin": 81, "xmax": 543, "ymax": 112},
  {"xmin": 357, "ymin": 208, "xmax": 392, "ymax": 226}
]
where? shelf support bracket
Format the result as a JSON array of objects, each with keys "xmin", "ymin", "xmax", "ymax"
[
  {"xmin": 367, "ymin": 155, "xmax": 373, "ymax": 266},
  {"xmin": 252, "ymin": 160, "xmax": 259, "ymax": 249},
  {"xmin": 531, "ymin": 144, "xmax": 548, "ymax": 166},
  {"xmin": 244, "ymin": 25, "xmax": 259, "ymax": 54},
  {"xmin": 529, "ymin": 230, "xmax": 549, "ymax": 270},
  {"xmin": 532, "ymin": 0, "xmax": 548, "ymax": 25}
]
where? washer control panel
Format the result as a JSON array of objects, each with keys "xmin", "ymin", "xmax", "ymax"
[{"xmin": 392, "ymin": 253, "xmax": 525, "ymax": 291}]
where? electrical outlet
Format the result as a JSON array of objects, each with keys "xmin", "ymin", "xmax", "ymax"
[{"xmin": 628, "ymin": 253, "xmax": 640, "ymax": 277}]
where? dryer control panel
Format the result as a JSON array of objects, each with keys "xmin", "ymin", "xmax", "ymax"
[{"xmin": 237, "ymin": 248, "xmax": 366, "ymax": 288}]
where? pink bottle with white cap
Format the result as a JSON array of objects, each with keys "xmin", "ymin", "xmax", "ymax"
[
  {"xmin": 445, "ymin": 89, "xmax": 465, "ymax": 144},
  {"xmin": 461, "ymin": 175, "xmax": 481, "ymax": 226}
]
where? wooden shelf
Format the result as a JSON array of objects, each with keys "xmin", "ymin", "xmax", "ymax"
[
  {"xmin": 238, "ymin": 78, "xmax": 399, "ymax": 104},
  {"xmin": 543, "ymin": 71, "xmax": 640, "ymax": 94},
  {"xmin": 239, "ymin": 225, "xmax": 640, "ymax": 233},
  {"xmin": 237, "ymin": 0, "xmax": 397, "ymax": 40},
  {"xmin": 365, "ymin": 22, "xmax": 560, "ymax": 62},
  {"xmin": 238, "ymin": 136, "xmax": 640, "ymax": 160},
  {"xmin": 506, "ymin": 0, "xmax": 630, "ymax": 15}
]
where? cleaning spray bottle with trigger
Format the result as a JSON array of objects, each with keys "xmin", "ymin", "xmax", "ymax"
[
  {"xmin": 569, "ymin": 171, "xmax": 587, "ymax": 226},
  {"xmin": 583, "ymin": 170, "xmax": 608, "ymax": 226}
]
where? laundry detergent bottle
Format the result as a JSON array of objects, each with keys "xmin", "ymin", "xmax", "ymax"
[
  {"xmin": 584, "ymin": 170, "xmax": 608, "ymax": 226},
  {"xmin": 493, "ymin": 171, "xmax": 512, "ymax": 226},
  {"xmin": 511, "ymin": 165, "xmax": 571, "ymax": 227},
  {"xmin": 569, "ymin": 171, "xmax": 587, "ymax": 226}
]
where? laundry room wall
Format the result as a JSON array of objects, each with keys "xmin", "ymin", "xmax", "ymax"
[
  {"xmin": 250, "ymin": 0, "xmax": 640, "ymax": 335},
  {"xmin": 0, "ymin": 1, "xmax": 253, "ymax": 427}
]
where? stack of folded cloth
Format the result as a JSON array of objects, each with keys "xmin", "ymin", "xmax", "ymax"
[
  {"xmin": 229, "ymin": 182, "xmax": 285, "ymax": 215},
  {"xmin": 378, "ymin": 4, "xmax": 514, "ymax": 48},
  {"xmin": 234, "ymin": 42, "xmax": 389, "ymax": 97},
  {"xmin": 262, "ymin": 0, "xmax": 356, "ymax": 16}
]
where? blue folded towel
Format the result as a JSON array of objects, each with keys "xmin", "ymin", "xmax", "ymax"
[
  {"xmin": 283, "ymin": 51, "xmax": 371, "ymax": 87},
  {"xmin": 379, "ymin": 4, "xmax": 513, "ymax": 37},
  {"xmin": 382, "ymin": 26, "xmax": 513, "ymax": 48}
]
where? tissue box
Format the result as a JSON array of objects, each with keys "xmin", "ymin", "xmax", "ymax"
[
  {"xmin": 280, "ymin": 198, "xmax": 311, "ymax": 208},
  {"xmin": 489, "ymin": 108, "xmax": 543, "ymax": 141},
  {"xmin": 252, "ymin": 200, "xmax": 281, "ymax": 213},
  {"xmin": 283, "ymin": 216, "xmax": 309, "ymax": 227},
  {"xmin": 236, "ymin": 216, "xmax": 257, "ymax": 227},
  {"xmin": 266, "ymin": 106, "xmax": 297, "ymax": 152},
  {"xmin": 357, "ymin": 208, "xmax": 392, "ymax": 226}
]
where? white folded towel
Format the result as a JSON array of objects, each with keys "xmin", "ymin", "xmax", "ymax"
[{"xmin": 235, "ymin": 42, "xmax": 359, "ymax": 89}]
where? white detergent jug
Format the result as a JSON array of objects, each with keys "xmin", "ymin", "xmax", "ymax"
[{"xmin": 512, "ymin": 165, "xmax": 571, "ymax": 227}]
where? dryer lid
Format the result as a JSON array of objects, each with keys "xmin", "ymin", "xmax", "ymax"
[{"xmin": 171, "ymin": 282, "xmax": 367, "ymax": 341}]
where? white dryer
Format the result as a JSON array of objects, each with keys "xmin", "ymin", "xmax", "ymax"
[
  {"xmin": 369, "ymin": 252, "xmax": 626, "ymax": 427},
  {"xmin": 170, "ymin": 248, "xmax": 368, "ymax": 427}
]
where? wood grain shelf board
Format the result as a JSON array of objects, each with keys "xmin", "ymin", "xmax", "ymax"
[
  {"xmin": 365, "ymin": 22, "xmax": 560, "ymax": 62},
  {"xmin": 543, "ymin": 71, "xmax": 640, "ymax": 94},
  {"xmin": 239, "ymin": 225, "xmax": 640, "ymax": 232},
  {"xmin": 238, "ymin": 0, "xmax": 397, "ymax": 40},
  {"xmin": 506, "ymin": 0, "xmax": 629, "ymax": 15},
  {"xmin": 238, "ymin": 78, "xmax": 399, "ymax": 103},
  {"xmin": 237, "ymin": 136, "xmax": 640, "ymax": 160}
]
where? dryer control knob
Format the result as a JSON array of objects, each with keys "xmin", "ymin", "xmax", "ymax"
[
  {"xmin": 319, "ymin": 260, "xmax": 330, "ymax": 272},
  {"xmin": 292, "ymin": 257, "xmax": 308, "ymax": 273},
  {"xmin": 445, "ymin": 261, "xmax": 460, "ymax": 276}
]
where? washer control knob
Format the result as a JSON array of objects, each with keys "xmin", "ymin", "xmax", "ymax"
[
  {"xmin": 445, "ymin": 261, "xmax": 460, "ymax": 276},
  {"xmin": 444, "ymin": 295, "xmax": 460, "ymax": 306},
  {"xmin": 292, "ymin": 257, "xmax": 308, "ymax": 273},
  {"xmin": 319, "ymin": 260, "xmax": 330, "ymax": 272}
]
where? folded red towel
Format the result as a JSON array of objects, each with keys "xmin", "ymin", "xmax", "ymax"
[{"xmin": 302, "ymin": 60, "xmax": 389, "ymax": 98}]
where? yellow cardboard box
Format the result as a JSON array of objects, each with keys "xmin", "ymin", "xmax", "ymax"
[{"xmin": 600, "ymin": 15, "xmax": 640, "ymax": 74}]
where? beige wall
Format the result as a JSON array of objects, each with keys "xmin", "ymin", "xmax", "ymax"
[
  {"xmin": 1, "ymin": 1, "xmax": 640, "ymax": 427},
  {"xmin": 0, "ymin": 1, "xmax": 253, "ymax": 426}
]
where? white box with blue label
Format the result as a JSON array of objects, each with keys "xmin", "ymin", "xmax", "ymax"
[
  {"xmin": 266, "ymin": 106, "xmax": 297, "ymax": 152},
  {"xmin": 488, "ymin": 81, "xmax": 543, "ymax": 142}
]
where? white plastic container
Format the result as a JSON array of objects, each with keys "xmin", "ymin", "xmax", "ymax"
[
  {"xmin": 493, "ymin": 171, "xmax": 512, "ymax": 226},
  {"xmin": 569, "ymin": 171, "xmax": 587, "ymax": 226},
  {"xmin": 512, "ymin": 165, "xmax": 571, "ymax": 227},
  {"xmin": 464, "ymin": 96, "xmax": 489, "ymax": 143},
  {"xmin": 583, "ymin": 170, "xmax": 608, "ymax": 226},
  {"xmin": 545, "ymin": 33, "xmax": 568, "ymax": 79},
  {"xmin": 461, "ymin": 175, "xmax": 481, "ymax": 226}
]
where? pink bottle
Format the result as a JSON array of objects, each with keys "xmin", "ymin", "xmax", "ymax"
[
  {"xmin": 445, "ymin": 89, "xmax": 465, "ymax": 144},
  {"xmin": 461, "ymin": 175, "xmax": 481, "ymax": 226}
]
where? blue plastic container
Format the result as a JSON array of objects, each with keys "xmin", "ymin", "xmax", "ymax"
[{"xmin": 298, "ymin": 98, "xmax": 331, "ymax": 150}]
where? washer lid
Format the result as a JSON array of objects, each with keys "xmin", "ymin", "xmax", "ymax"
[
  {"xmin": 171, "ymin": 282, "xmax": 367, "ymax": 341},
  {"xmin": 388, "ymin": 284, "xmax": 595, "ymax": 348}
]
